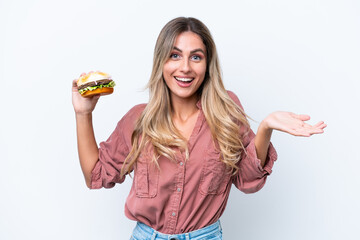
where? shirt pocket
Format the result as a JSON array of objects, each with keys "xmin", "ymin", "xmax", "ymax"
[
  {"xmin": 134, "ymin": 153, "xmax": 159, "ymax": 198},
  {"xmin": 199, "ymin": 148, "xmax": 231, "ymax": 195}
]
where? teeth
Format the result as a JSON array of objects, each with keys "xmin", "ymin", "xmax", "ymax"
[{"xmin": 175, "ymin": 77, "xmax": 193, "ymax": 82}]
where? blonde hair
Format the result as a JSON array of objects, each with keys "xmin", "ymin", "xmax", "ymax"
[{"xmin": 121, "ymin": 17, "xmax": 250, "ymax": 177}]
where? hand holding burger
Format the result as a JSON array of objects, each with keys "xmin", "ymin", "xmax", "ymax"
[{"xmin": 72, "ymin": 71, "xmax": 115, "ymax": 115}]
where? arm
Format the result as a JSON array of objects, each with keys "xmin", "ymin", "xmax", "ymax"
[
  {"xmin": 227, "ymin": 91, "xmax": 326, "ymax": 193},
  {"xmin": 75, "ymin": 113, "xmax": 99, "ymax": 188},
  {"xmin": 254, "ymin": 111, "xmax": 327, "ymax": 168},
  {"xmin": 72, "ymin": 75, "xmax": 101, "ymax": 188},
  {"xmin": 254, "ymin": 122, "xmax": 273, "ymax": 168},
  {"xmin": 227, "ymin": 91, "xmax": 277, "ymax": 193}
]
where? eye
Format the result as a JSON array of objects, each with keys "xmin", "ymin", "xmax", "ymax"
[
  {"xmin": 191, "ymin": 55, "xmax": 202, "ymax": 61},
  {"xmin": 170, "ymin": 53, "xmax": 180, "ymax": 59}
]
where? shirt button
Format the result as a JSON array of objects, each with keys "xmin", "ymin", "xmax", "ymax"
[
  {"xmin": 177, "ymin": 188, "xmax": 181, "ymax": 192},
  {"xmin": 172, "ymin": 212, "xmax": 176, "ymax": 216},
  {"xmin": 180, "ymin": 162, "xmax": 183, "ymax": 166}
]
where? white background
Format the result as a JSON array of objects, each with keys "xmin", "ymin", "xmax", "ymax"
[{"xmin": 1, "ymin": 0, "xmax": 359, "ymax": 239}]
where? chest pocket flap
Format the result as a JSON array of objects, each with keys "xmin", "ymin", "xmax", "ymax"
[
  {"xmin": 199, "ymin": 148, "xmax": 231, "ymax": 195},
  {"xmin": 134, "ymin": 153, "xmax": 159, "ymax": 198}
]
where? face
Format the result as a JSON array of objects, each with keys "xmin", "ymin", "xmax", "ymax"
[{"xmin": 163, "ymin": 31, "xmax": 207, "ymax": 103}]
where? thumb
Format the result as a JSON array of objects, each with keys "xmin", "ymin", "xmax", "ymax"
[
  {"xmin": 72, "ymin": 79, "xmax": 78, "ymax": 87},
  {"xmin": 295, "ymin": 114, "xmax": 311, "ymax": 121},
  {"xmin": 72, "ymin": 79, "xmax": 79, "ymax": 93}
]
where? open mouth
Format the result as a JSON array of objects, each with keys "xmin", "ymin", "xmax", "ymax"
[{"xmin": 174, "ymin": 76, "xmax": 194, "ymax": 83}]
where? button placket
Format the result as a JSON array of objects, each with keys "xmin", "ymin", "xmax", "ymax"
[
  {"xmin": 167, "ymin": 153, "xmax": 186, "ymax": 233},
  {"xmin": 177, "ymin": 161, "xmax": 183, "ymax": 194}
]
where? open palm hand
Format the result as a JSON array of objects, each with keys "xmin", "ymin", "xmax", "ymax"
[{"xmin": 265, "ymin": 111, "xmax": 327, "ymax": 137}]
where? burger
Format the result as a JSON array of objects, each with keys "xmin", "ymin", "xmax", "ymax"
[{"xmin": 77, "ymin": 71, "xmax": 115, "ymax": 97}]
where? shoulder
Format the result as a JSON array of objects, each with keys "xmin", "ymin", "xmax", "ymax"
[
  {"xmin": 124, "ymin": 103, "xmax": 147, "ymax": 120},
  {"xmin": 117, "ymin": 103, "xmax": 147, "ymax": 129},
  {"xmin": 226, "ymin": 90, "xmax": 244, "ymax": 110}
]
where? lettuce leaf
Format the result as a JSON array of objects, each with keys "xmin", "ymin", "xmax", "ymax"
[{"xmin": 78, "ymin": 81, "xmax": 115, "ymax": 94}]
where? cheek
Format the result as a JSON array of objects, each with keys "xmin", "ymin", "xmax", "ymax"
[
  {"xmin": 162, "ymin": 64, "xmax": 174, "ymax": 87},
  {"xmin": 163, "ymin": 62, "xmax": 177, "ymax": 76},
  {"xmin": 196, "ymin": 63, "xmax": 207, "ymax": 78}
]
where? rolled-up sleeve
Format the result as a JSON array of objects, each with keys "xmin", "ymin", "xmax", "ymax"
[
  {"xmin": 90, "ymin": 123, "xmax": 128, "ymax": 189},
  {"xmin": 227, "ymin": 90, "xmax": 278, "ymax": 194},
  {"xmin": 232, "ymin": 129, "xmax": 277, "ymax": 193},
  {"xmin": 90, "ymin": 104, "xmax": 146, "ymax": 189}
]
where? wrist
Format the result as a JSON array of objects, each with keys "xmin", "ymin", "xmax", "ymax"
[
  {"xmin": 75, "ymin": 112, "xmax": 92, "ymax": 119},
  {"xmin": 259, "ymin": 116, "xmax": 272, "ymax": 131}
]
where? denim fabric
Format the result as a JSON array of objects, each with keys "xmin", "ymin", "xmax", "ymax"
[{"xmin": 130, "ymin": 221, "xmax": 222, "ymax": 240}]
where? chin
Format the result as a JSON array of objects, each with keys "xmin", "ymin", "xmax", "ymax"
[{"xmin": 171, "ymin": 90, "xmax": 199, "ymax": 101}]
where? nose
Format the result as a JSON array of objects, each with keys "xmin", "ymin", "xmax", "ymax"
[{"xmin": 180, "ymin": 58, "xmax": 191, "ymax": 73}]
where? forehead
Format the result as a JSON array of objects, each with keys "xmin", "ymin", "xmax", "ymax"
[{"xmin": 173, "ymin": 31, "xmax": 206, "ymax": 51}]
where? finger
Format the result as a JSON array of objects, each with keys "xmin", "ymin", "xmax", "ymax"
[
  {"xmin": 313, "ymin": 121, "xmax": 324, "ymax": 128},
  {"xmin": 314, "ymin": 122, "xmax": 326, "ymax": 129},
  {"xmin": 310, "ymin": 128, "xmax": 324, "ymax": 134},
  {"xmin": 297, "ymin": 114, "xmax": 311, "ymax": 121},
  {"xmin": 285, "ymin": 124, "xmax": 324, "ymax": 137},
  {"xmin": 292, "ymin": 130, "xmax": 311, "ymax": 137},
  {"xmin": 283, "ymin": 127, "xmax": 311, "ymax": 137},
  {"xmin": 84, "ymin": 93, "xmax": 101, "ymax": 100},
  {"xmin": 309, "ymin": 122, "xmax": 327, "ymax": 130},
  {"xmin": 308, "ymin": 130, "xmax": 324, "ymax": 136},
  {"xmin": 72, "ymin": 79, "xmax": 79, "ymax": 92},
  {"xmin": 289, "ymin": 112, "xmax": 310, "ymax": 121},
  {"xmin": 300, "ymin": 125, "xmax": 325, "ymax": 135},
  {"xmin": 295, "ymin": 127, "xmax": 314, "ymax": 136},
  {"xmin": 298, "ymin": 121, "xmax": 325, "ymax": 130}
]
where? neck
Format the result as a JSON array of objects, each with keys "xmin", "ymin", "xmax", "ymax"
[{"xmin": 170, "ymin": 94, "xmax": 199, "ymax": 122}]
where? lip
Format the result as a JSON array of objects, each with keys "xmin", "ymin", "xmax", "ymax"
[{"xmin": 174, "ymin": 76, "xmax": 194, "ymax": 88}]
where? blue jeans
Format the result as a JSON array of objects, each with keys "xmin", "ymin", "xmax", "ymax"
[{"xmin": 130, "ymin": 220, "xmax": 223, "ymax": 240}]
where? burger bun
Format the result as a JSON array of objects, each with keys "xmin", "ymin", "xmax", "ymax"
[{"xmin": 81, "ymin": 87, "xmax": 114, "ymax": 98}]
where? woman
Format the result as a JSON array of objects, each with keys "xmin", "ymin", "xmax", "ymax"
[{"xmin": 72, "ymin": 17, "xmax": 326, "ymax": 240}]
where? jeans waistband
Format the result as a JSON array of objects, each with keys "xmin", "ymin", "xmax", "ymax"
[{"xmin": 134, "ymin": 220, "xmax": 222, "ymax": 240}]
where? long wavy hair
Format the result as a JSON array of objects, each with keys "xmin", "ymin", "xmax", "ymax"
[{"xmin": 121, "ymin": 17, "xmax": 250, "ymax": 177}]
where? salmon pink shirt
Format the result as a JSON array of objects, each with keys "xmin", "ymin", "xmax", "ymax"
[{"xmin": 90, "ymin": 91, "xmax": 277, "ymax": 234}]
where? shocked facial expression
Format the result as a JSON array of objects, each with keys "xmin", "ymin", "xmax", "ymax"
[{"xmin": 163, "ymin": 31, "xmax": 207, "ymax": 103}]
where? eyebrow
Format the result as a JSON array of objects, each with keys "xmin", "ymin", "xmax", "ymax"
[{"xmin": 173, "ymin": 46, "xmax": 206, "ymax": 55}]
